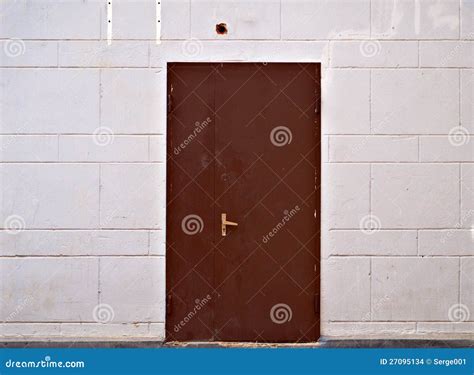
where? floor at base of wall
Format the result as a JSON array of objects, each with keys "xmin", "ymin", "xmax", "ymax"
[{"xmin": 1, "ymin": 339, "xmax": 473, "ymax": 348}]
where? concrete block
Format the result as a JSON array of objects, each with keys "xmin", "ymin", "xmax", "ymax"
[
  {"xmin": 417, "ymin": 322, "xmax": 474, "ymax": 334},
  {"xmin": 325, "ymin": 164, "xmax": 370, "ymax": 228},
  {"xmin": 149, "ymin": 135, "xmax": 166, "ymax": 162},
  {"xmin": 59, "ymin": 135, "xmax": 149, "ymax": 162},
  {"xmin": 327, "ymin": 230, "xmax": 417, "ymax": 256},
  {"xmin": 322, "ymin": 136, "xmax": 329, "ymax": 163},
  {"xmin": 372, "ymin": 257, "xmax": 459, "ymax": 321},
  {"xmin": 329, "ymin": 136, "xmax": 418, "ymax": 162},
  {"xmin": 461, "ymin": 164, "xmax": 474, "ymax": 228},
  {"xmin": 461, "ymin": 70, "xmax": 473, "ymax": 132},
  {"xmin": 59, "ymin": 41, "xmax": 148, "ymax": 67},
  {"xmin": 371, "ymin": 70, "xmax": 458, "ymax": 134},
  {"xmin": 460, "ymin": 257, "xmax": 473, "ymax": 319},
  {"xmin": 0, "ymin": 41, "xmax": 57, "ymax": 67},
  {"xmin": 191, "ymin": 0, "xmax": 280, "ymax": 40},
  {"xmin": 419, "ymin": 230, "xmax": 474, "ymax": 256},
  {"xmin": 101, "ymin": 69, "xmax": 164, "ymax": 134},
  {"xmin": 0, "ymin": 164, "xmax": 100, "ymax": 229},
  {"xmin": 150, "ymin": 41, "xmax": 328, "ymax": 66},
  {"xmin": 162, "ymin": 0, "xmax": 191, "ymax": 39},
  {"xmin": 461, "ymin": 0, "xmax": 474, "ymax": 39},
  {"xmin": 149, "ymin": 323, "xmax": 165, "ymax": 340},
  {"xmin": 321, "ymin": 257, "xmax": 371, "ymax": 321},
  {"xmin": 149, "ymin": 230, "xmax": 165, "ymax": 256},
  {"xmin": 0, "ymin": 230, "xmax": 149, "ymax": 256},
  {"xmin": 0, "ymin": 136, "xmax": 58, "ymax": 162},
  {"xmin": 0, "ymin": 69, "xmax": 99, "ymax": 134},
  {"xmin": 0, "ymin": 258, "xmax": 99, "ymax": 321},
  {"xmin": 372, "ymin": 164, "xmax": 459, "ymax": 228},
  {"xmin": 331, "ymin": 41, "xmax": 418, "ymax": 67},
  {"xmin": 0, "ymin": 0, "xmax": 101, "ymax": 39},
  {"xmin": 107, "ymin": 0, "xmax": 155, "ymax": 40},
  {"xmin": 420, "ymin": 41, "xmax": 474, "ymax": 67},
  {"xmin": 60, "ymin": 323, "xmax": 150, "ymax": 338},
  {"xmin": 323, "ymin": 322, "xmax": 416, "ymax": 337},
  {"xmin": 322, "ymin": 69, "xmax": 370, "ymax": 134},
  {"xmin": 100, "ymin": 164, "xmax": 165, "ymax": 228},
  {"xmin": 99, "ymin": 257, "xmax": 165, "ymax": 322},
  {"xmin": 420, "ymin": 136, "xmax": 473, "ymax": 162},
  {"xmin": 372, "ymin": 0, "xmax": 459, "ymax": 39},
  {"xmin": 0, "ymin": 323, "xmax": 61, "ymax": 337},
  {"xmin": 282, "ymin": 0, "xmax": 370, "ymax": 39}
]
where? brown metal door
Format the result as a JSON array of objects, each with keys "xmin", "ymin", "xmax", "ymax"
[{"xmin": 167, "ymin": 63, "xmax": 320, "ymax": 343}]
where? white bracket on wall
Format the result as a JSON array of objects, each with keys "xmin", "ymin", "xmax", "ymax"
[
  {"xmin": 156, "ymin": 0, "xmax": 162, "ymax": 44},
  {"xmin": 107, "ymin": 0, "xmax": 113, "ymax": 45}
]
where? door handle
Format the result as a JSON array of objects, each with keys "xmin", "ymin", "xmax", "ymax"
[{"xmin": 221, "ymin": 213, "xmax": 238, "ymax": 236}]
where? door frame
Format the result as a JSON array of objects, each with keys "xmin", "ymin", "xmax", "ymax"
[{"xmin": 163, "ymin": 47, "xmax": 324, "ymax": 343}]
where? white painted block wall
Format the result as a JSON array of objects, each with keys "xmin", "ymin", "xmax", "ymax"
[{"xmin": 0, "ymin": 0, "xmax": 472, "ymax": 341}]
